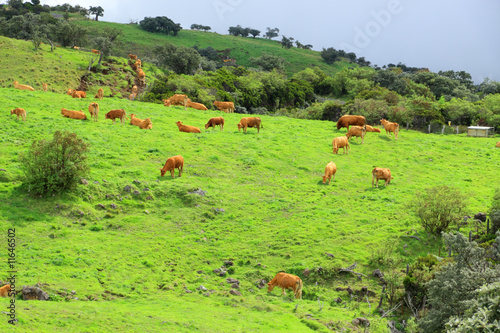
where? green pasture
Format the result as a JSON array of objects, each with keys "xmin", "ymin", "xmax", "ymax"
[{"xmin": 0, "ymin": 87, "xmax": 499, "ymax": 331}]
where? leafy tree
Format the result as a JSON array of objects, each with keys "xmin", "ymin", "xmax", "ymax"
[
  {"xmin": 88, "ymin": 6, "xmax": 104, "ymax": 21},
  {"xmin": 419, "ymin": 232, "xmax": 500, "ymax": 332},
  {"xmin": 250, "ymin": 52, "xmax": 285, "ymax": 72},
  {"xmin": 476, "ymin": 93, "xmax": 500, "ymax": 129},
  {"xmin": 248, "ymin": 28, "xmax": 260, "ymax": 38},
  {"xmin": 320, "ymin": 47, "xmax": 339, "ymax": 64},
  {"xmin": 139, "ymin": 16, "xmax": 181, "ymax": 36},
  {"xmin": 345, "ymin": 98, "xmax": 388, "ymax": 124},
  {"xmin": 264, "ymin": 27, "xmax": 279, "ymax": 39},
  {"xmin": 442, "ymin": 98, "xmax": 478, "ymax": 125},
  {"xmin": 152, "ymin": 43, "xmax": 201, "ymax": 74},
  {"xmin": 19, "ymin": 131, "xmax": 89, "ymax": 196},
  {"xmin": 92, "ymin": 36, "xmax": 112, "ymax": 66},
  {"xmin": 410, "ymin": 185, "xmax": 467, "ymax": 235},
  {"xmin": 280, "ymin": 35, "xmax": 293, "ymax": 49}
]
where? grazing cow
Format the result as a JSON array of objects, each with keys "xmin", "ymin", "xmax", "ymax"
[
  {"xmin": 0, "ymin": 284, "xmax": 11, "ymax": 297},
  {"xmin": 94, "ymin": 88, "xmax": 104, "ymax": 100},
  {"xmin": 267, "ymin": 272, "xmax": 303, "ymax": 299},
  {"xmin": 380, "ymin": 119, "xmax": 399, "ymax": 140},
  {"xmin": 163, "ymin": 94, "xmax": 190, "ymax": 107},
  {"xmin": 105, "ymin": 109, "xmax": 128, "ymax": 124},
  {"xmin": 132, "ymin": 85, "xmax": 138, "ymax": 95},
  {"xmin": 205, "ymin": 117, "xmax": 224, "ymax": 131},
  {"xmin": 496, "ymin": 141, "xmax": 500, "ymax": 148},
  {"xmin": 71, "ymin": 89, "xmax": 87, "ymax": 98},
  {"xmin": 336, "ymin": 115, "xmax": 366, "ymax": 131},
  {"xmin": 135, "ymin": 59, "xmax": 141, "ymax": 70},
  {"xmin": 91, "ymin": 49, "xmax": 100, "ymax": 54},
  {"xmin": 137, "ymin": 69, "xmax": 146, "ymax": 80},
  {"xmin": 42, "ymin": 83, "xmax": 48, "ymax": 92},
  {"xmin": 13, "ymin": 81, "xmax": 34, "ymax": 91},
  {"xmin": 213, "ymin": 100, "xmax": 235, "ymax": 113},
  {"xmin": 160, "ymin": 155, "xmax": 184, "ymax": 178},
  {"xmin": 365, "ymin": 125, "xmax": 381, "ymax": 133},
  {"xmin": 238, "ymin": 117, "xmax": 262, "ymax": 133},
  {"xmin": 346, "ymin": 125, "xmax": 367, "ymax": 143},
  {"xmin": 186, "ymin": 101, "xmax": 208, "ymax": 111},
  {"xmin": 73, "ymin": 46, "xmax": 79, "ymax": 50},
  {"xmin": 332, "ymin": 136, "xmax": 350, "ymax": 154},
  {"xmin": 10, "ymin": 108, "xmax": 27, "ymax": 121},
  {"xmin": 66, "ymin": 89, "xmax": 73, "ymax": 96},
  {"xmin": 372, "ymin": 167, "xmax": 393, "ymax": 188},
  {"xmin": 88, "ymin": 102, "xmax": 99, "ymax": 122},
  {"xmin": 129, "ymin": 53, "xmax": 137, "ymax": 60},
  {"xmin": 322, "ymin": 161, "xmax": 337, "ymax": 185},
  {"xmin": 176, "ymin": 121, "xmax": 201, "ymax": 133},
  {"xmin": 130, "ymin": 114, "xmax": 143, "ymax": 126},
  {"xmin": 61, "ymin": 108, "xmax": 87, "ymax": 120},
  {"xmin": 138, "ymin": 118, "xmax": 152, "ymax": 130}
]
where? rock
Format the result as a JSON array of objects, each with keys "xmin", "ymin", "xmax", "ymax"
[
  {"xmin": 335, "ymin": 297, "xmax": 342, "ymax": 303},
  {"xmin": 197, "ymin": 270, "xmax": 203, "ymax": 274},
  {"xmin": 226, "ymin": 278, "xmax": 239, "ymax": 284},
  {"xmin": 188, "ymin": 188, "xmax": 207, "ymax": 196},
  {"xmin": 184, "ymin": 287, "xmax": 192, "ymax": 293},
  {"xmin": 22, "ymin": 286, "xmax": 49, "ymax": 301},
  {"xmin": 110, "ymin": 203, "xmax": 117, "ymax": 209},
  {"xmin": 146, "ymin": 196, "xmax": 154, "ymax": 200},
  {"xmin": 224, "ymin": 261, "xmax": 234, "ymax": 267},
  {"xmin": 106, "ymin": 194, "xmax": 114, "ymax": 199},
  {"xmin": 80, "ymin": 178, "xmax": 89, "ymax": 185},
  {"xmin": 352, "ymin": 317, "xmax": 370, "ymax": 327},
  {"xmin": 474, "ymin": 212, "xmax": 487, "ymax": 222},
  {"xmin": 97, "ymin": 204, "xmax": 106, "ymax": 210},
  {"xmin": 256, "ymin": 279, "xmax": 267, "ymax": 289},
  {"xmin": 303, "ymin": 268, "xmax": 311, "ymax": 277},
  {"xmin": 214, "ymin": 208, "xmax": 225, "ymax": 214},
  {"xmin": 197, "ymin": 285, "xmax": 208, "ymax": 291},
  {"xmin": 93, "ymin": 181, "xmax": 99, "ymax": 185},
  {"xmin": 133, "ymin": 180, "xmax": 141, "ymax": 184},
  {"xmin": 145, "ymin": 210, "xmax": 149, "ymax": 214},
  {"xmin": 102, "ymin": 179, "xmax": 107, "ymax": 182},
  {"xmin": 0, "ymin": 168, "xmax": 6, "ymax": 171},
  {"xmin": 387, "ymin": 321, "xmax": 403, "ymax": 333},
  {"xmin": 373, "ymin": 269, "xmax": 384, "ymax": 279},
  {"xmin": 123, "ymin": 185, "xmax": 133, "ymax": 192},
  {"xmin": 143, "ymin": 188, "xmax": 150, "ymax": 192},
  {"xmin": 231, "ymin": 283, "xmax": 239, "ymax": 289},
  {"xmin": 133, "ymin": 190, "xmax": 140, "ymax": 195},
  {"xmin": 229, "ymin": 289, "xmax": 241, "ymax": 296},
  {"xmin": 325, "ymin": 252, "xmax": 335, "ymax": 258}
]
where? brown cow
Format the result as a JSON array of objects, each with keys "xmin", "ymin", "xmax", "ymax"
[
  {"xmin": 372, "ymin": 167, "xmax": 393, "ymax": 188},
  {"xmin": 186, "ymin": 101, "xmax": 208, "ymax": 111},
  {"xmin": 10, "ymin": 108, "xmax": 27, "ymax": 121},
  {"xmin": 88, "ymin": 103, "xmax": 99, "ymax": 122},
  {"xmin": 129, "ymin": 53, "xmax": 137, "ymax": 60},
  {"xmin": 346, "ymin": 125, "xmax": 367, "ymax": 143},
  {"xmin": 91, "ymin": 49, "xmax": 100, "ymax": 54},
  {"xmin": 105, "ymin": 109, "xmax": 128, "ymax": 124},
  {"xmin": 94, "ymin": 88, "xmax": 104, "ymax": 100},
  {"xmin": 267, "ymin": 272, "xmax": 303, "ymax": 299},
  {"xmin": 322, "ymin": 161, "xmax": 337, "ymax": 185},
  {"xmin": 160, "ymin": 155, "xmax": 184, "ymax": 178},
  {"xmin": 164, "ymin": 94, "xmax": 190, "ymax": 107},
  {"xmin": 238, "ymin": 117, "xmax": 262, "ymax": 133},
  {"xmin": 336, "ymin": 115, "xmax": 366, "ymax": 131},
  {"xmin": 176, "ymin": 121, "xmax": 201, "ymax": 133},
  {"xmin": 496, "ymin": 141, "xmax": 500, "ymax": 148},
  {"xmin": 61, "ymin": 108, "xmax": 87, "ymax": 120},
  {"xmin": 380, "ymin": 119, "xmax": 399, "ymax": 140},
  {"xmin": 128, "ymin": 93, "xmax": 136, "ymax": 101},
  {"xmin": 135, "ymin": 59, "xmax": 141, "ymax": 70},
  {"xmin": 332, "ymin": 136, "xmax": 350, "ymax": 154},
  {"xmin": 138, "ymin": 118, "xmax": 152, "ymax": 130},
  {"xmin": 213, "ymin": 100, "xmax": 235, "ymax": 113},
  {"xmin": 13, "ymin": 81, "xmax": 34, "ymax": 91},
  {"xmin": 71, "ymin": 89, "xmax": 87, "ymax": 98},
  {"xmin": 0, "ymin": 284, "xmax": 11, "ymax": 297},
  {"xmin": 42, "ymin": 83, "xmax": 48, "ymax": 92},
  {"xmin": 130, "ymin": 114, "xmax": 143, "ymax": 126},
  {"xmin": 365, "ymin": 124, "xmax": 381, "ymax": 133},
  {"xmin": 132, "ymin": 85, "xmax": 138, "ymax": 95},
  {"xmin": 205, "ymin": 117, "xmax": 224, "ymax": 131},
  {"xmin": 137, "ymin": 69, "xmax": 146, "ymax": 80}
]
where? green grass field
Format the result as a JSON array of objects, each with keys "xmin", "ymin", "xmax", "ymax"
[{"xmin": 0, "ymin": 85, "xmax": 499, "ymax": 331}]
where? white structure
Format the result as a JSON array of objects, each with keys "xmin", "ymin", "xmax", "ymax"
[{"xmin": 467, "ymin": 126, "xmax": 495, "ymax": 137}]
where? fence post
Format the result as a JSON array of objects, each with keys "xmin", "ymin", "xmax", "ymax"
[
  {"xmin": 441, "ymin": 125, "xmax": 445, "ymax": 134},
  {"xmin": 428, "ymin": 124, "xmax": 431, "ymax": 133},
  {"xmin": 456, "ymin": 126, "xmax": 459, "ymax": 134}
]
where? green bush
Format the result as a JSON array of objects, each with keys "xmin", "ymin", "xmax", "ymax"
[
  {"xmin": 20, "ymin": 131, "xmax": 89, "ymax": 196},
  {"xmin": 489, "ymin": 188, "xmax": 500, "ymax": 234},
  {"xmin": 410, "ymin": 185, "xmax": 467, "ymax": 235}
]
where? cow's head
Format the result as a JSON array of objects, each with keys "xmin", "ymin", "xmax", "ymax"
[
  {"xmin": 322, "ymin": 176, "xmax": 328, "ymax": 184},
  {"xmin": 237, "ymin": 123, "xmax": 242, "ymax": 131},
  {"xmin": 267, "ymin": 282, "xmax": 275, "ymax": 292},
  {"xmin": 205, "ymin": 123, "xmax": 210, "ymax": 130},
  {"xmin": 160, "ymin": 168, "xmax": 166, "ymax": 177}
]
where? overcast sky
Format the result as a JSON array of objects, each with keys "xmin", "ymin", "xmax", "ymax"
[{"xmin": 44, "ymin": 0, "xmax": 500, "ymax": 84}]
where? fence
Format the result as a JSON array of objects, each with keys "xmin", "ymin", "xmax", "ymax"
[{"xmin": 412, "ymin": 124, "xmax": 470, "ymax": 135}]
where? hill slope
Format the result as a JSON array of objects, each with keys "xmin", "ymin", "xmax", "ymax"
[{"xmin": 0, "ymin": 85, "xmax": 498, "ymax": 331}]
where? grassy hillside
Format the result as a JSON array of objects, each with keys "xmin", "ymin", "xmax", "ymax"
[
  {"xmin": 74, "ymin": 20, "xmax": 354, "ymax": 77},
  {"xmin": 0, "ymin": 86, "xmax": 499, "ymax": 331}
]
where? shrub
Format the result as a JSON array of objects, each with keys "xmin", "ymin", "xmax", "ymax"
[
  {"xmin": 489, "ymin": 188, "xmax": 500, "ymax": 235},
  {"xmin": 410, "ymin": 185, "xmax": 467, "ymax": 235},
  {"xmin": 20, "ymin": 131, "xmax": 89, "ymax": 196}
]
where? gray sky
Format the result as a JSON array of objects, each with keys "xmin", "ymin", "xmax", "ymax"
[{"xmin": 45, "ymin": 0, "xmax": 500, "ymax": 84}]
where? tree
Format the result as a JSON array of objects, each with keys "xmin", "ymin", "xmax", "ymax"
[
  {"xmin": 88, "ymin": 6, "xmax": 104, "ymax": 21},
  {"xmin": 265, "ymin": 27, "xmax": 279, "ymax": 39},
  {"xmin": 139, "ymin": 16, "xmax": 181, "ymax": 36},
  {"xmin": 19, "ymin": 131, "xmax": 89, "ymax": 196},
  {"xmin": 320, "ymin": 47, "xmax": 339, "ymax": 64},
  {"xmin": 419, "ymin": 232, "xmax": 500, "ymax": 332},
  {"xmin": 250, "ymin": 52, "xmax": 285, "ymax": 72},
  {"xmin": 410, "ymin": 185, "xmax": 467, "ymax": 235},
  {"xmin": 248, "ymin": 29, "xmax": 260, "ymax": 38},
  {"xmin": 280, "ymin": 36, "xmax": 293, "ymax": 49},
  {"xmin": 489, "ymin": 188, "xmax": 500, "ymax": 235},
  {"xmin": 92, "ymin": 36, "xmax": 112, "ymax": 66},
  {"xmin": 153, "ymin": 43, "xmax": 201, "ymax": 75}
]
